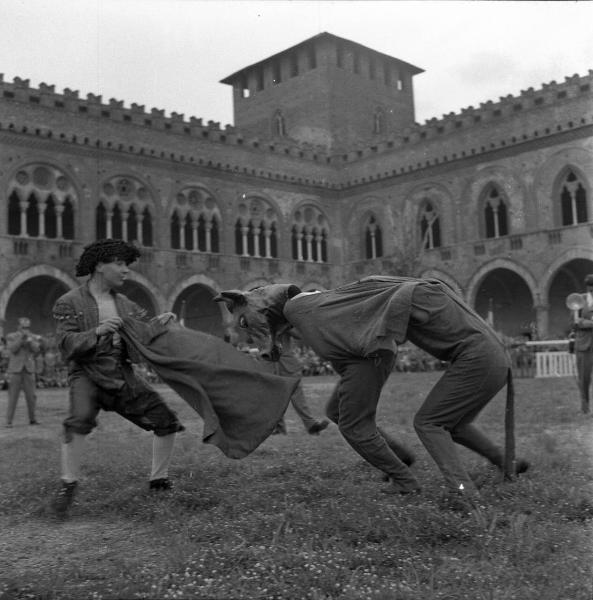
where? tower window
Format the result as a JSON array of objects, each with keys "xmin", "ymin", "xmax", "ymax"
[
  {"xmin": 383, "ymin": 61, "xmax": 391, "ymax": 85},
  {"xmin": 336, "ymin": 44, "xmax": 344, "ymax": 68},
  {"xmin": 272, "ymin": 61, "xmax": 281, "ymax": 85},
  {"xmin": 307, "ymin": 45, "xmax": 316, "ymax": 69},
  {"xmin": 256, "ymin": 68, "xmax": 264, "ymax": 92},
  {"xmin": 353, "ymin": 52, "xmax": 360, "ymax": 74},
  {"xmin": 290, "ymin": 53, "xmax": 299, "ymax": 77}
]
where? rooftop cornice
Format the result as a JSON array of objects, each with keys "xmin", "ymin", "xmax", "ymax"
[{"xmin": 220, "ymin": 32, "xmax": 424, "ymax": 84}]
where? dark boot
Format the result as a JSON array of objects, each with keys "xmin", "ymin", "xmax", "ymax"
[
  {"xmin": 53, "ymin": 481, "xmax": 78, "ymax": 517},
  {"xmin": 307, "ymin": 419, "xmax": 330, "ymax": 435},
  {"xmin": 149, "ymin": 478, "xmax": 173, "ymax": 491}
]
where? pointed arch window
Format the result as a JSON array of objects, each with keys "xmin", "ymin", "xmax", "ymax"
[
  {"xmin": 291, "ymin": 225, "xmax": 299, "ymax": 260},
  {"xmin": 171, "ymin": 211, "xmax": 181, "ymax": 249},
  {"xmin": 420, "ymin": 201, "xmax": 441, "ymax": 250},
  {"xmin": 373, "ymin": 109, "xmax": 384, "ymax": 135},
  {"xmin": 183, "ymin": 214, "xmax": 194, "ymax": 251},
  {"xmin": 484, "ymin": 186, "xmax": 508, "ymax": 238},
  {"xmin": 235, "ymin": 217, "xmax": 278, "ymax": 258},
  {"xmin": 26, "ymin": 194, "xmax": 39, "ymax": 237},
  {"xmin": 126, "ymin": 205, "xmax": 138, "ymax": 243},
  {"xmin": 63, "ymin": 198, "xmax": 74, "ymax": 240},
  {"xmin": 246, "ymin": 222, "xmax": 256, "ymax": 256},
  {"xmin": 8, "ymin": 191, "xmax": 21, "ymax": 235},
  {"xmin": 197, "ymin": 215, "xmax": 206, "ymax": 252},
  {"xmin": 291, "ymin": 207, "xmax": 329, "ymax": 263},
  {"xmin": 170, "ymin": 188, "xmax": 221, "ymax": 253},
  {"xmin": 98, "ymin": 176, "xmax": 154, "ymax": 246},
  {"xmin": 111, "ymin": 204, "xmax": 123, "ymax": 239},
  {"xmin": 44, "ymin": 196, "xmax": 57, "ymax": 239},
  {"xmin": 273, "ymin": 110, "xmax": 286, "ymax": 137},
  {"xmin": 235, "ymin": 220, "xmax": 244, "ymax": 255},
  {"xmin": 8, "ymin": 166, "xmax": 77, "ymax": 240},
  {"xmin": 142, "ymin": 208, "xmax": 153, "ymax": 246},
  {"xmin": 365, "ymin": 215, "xmax": 383, "ymax": 259},
  {"xmin": 210, "ymin": 217, "xmax": 220, "ymax": 253},
  {"xmin": 560, "ymin": 170, "xmax": 588, "ymax": 226},
  {"xmin": 96, "ymin": 203, "xmax": 107, "ymax": 239}
]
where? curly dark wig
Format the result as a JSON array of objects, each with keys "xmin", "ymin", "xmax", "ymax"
[{"xmin": 75, "ymin": 239, "xmax": 141, "ymax": 277}]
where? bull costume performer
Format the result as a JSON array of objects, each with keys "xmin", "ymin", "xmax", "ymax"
[
  {"xmin": 51, "ymin": 240, "xmax": 185, "ymax": 516},
  {"xmin": 215, "ymin": 276, "xmax": 529, "ymax": 505}
]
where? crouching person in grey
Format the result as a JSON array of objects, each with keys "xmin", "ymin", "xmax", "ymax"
[{"xmin": 51, "ymin": 239, "xmax": 184, "ymax": 517}]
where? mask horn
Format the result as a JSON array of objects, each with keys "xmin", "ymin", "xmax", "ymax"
[{"xmin": 213, "ymin": 290, "xmax": 247, "ymax": 313}]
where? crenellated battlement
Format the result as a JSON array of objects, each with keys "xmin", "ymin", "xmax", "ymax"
[
  {"xmin": 325, "ymin": 69, "xmax": 593, "ymax": 183},
  {"xmin": 377, "ymin": 70, "xmax": 593, "ymax": 151},
  {"xmin": 0, "ymin": 74, "xmax": 332, "ymax": 162},
  {"xmin": 0, "ymin": 69, "xmax": 591, "ymax": 191}
]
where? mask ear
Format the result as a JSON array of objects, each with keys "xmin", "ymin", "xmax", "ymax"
[
  {"xmin": 287, "ymin": 285, "xmax": 302, "ymax": 299},
  {"xmin": 213, "ymin": 291, "xmax": 248, "ymax": 314}
]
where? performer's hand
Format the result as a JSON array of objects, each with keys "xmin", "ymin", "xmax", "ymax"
[
  {"xmin": 96, "ymin": 317, "xmax": 123, "ymax": 336},
  {"xmin": 152, "ymin": 312, "xmax": 177, "ymax": 326}
]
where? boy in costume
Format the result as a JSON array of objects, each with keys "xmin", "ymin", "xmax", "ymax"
[{"xmin": 52, "ymin": 239, "xmax": 184, "ymax": 516}]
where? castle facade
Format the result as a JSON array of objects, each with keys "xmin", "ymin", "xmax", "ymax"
[{"xmin": 0, "ymin": 33, "xmax": 591, "ymax": 339}]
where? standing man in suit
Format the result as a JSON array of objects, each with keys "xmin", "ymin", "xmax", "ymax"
[
  {"xmin": 5, "ymin": 317, "xmax": 41, "ymax": 427},
  {"xmin": 573, "ymin": 274, "xmax": 593, "ymax": 414}
]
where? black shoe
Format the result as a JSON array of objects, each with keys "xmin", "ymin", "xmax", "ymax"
[
  {"xmin": 149, "ymin": 478, "xmax": 173, "ymax": 491},
  {"xmin": 30, "ymin": 420, "xmax": 39, "ymax": 425},
  {"xmin": 53, "ymin": 481, "xmax": 78, "ymax": 516},
  {"xmin": 515, "ymin": 459, "xmax": 530, "ymax": 475},
  {"xmin": 307, "ymin": 419, "xmax": 330, "ymax": 435},
  {"xmin": 498, "ymin": 458, "xmax": 531, "ymax": 479}
]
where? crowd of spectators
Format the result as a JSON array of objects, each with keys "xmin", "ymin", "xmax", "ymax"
[
  {"xmin": 0, "ymin": 333, "xmax": 69, "ymax": 390},
  {"xmin": 0, "ymin": 331, "xmax": 571, "ymax": 389}
]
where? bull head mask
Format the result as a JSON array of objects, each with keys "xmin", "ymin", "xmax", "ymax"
[{"xmin": 214, "ymin": 284, "xmax": 301, "ymax": 361}]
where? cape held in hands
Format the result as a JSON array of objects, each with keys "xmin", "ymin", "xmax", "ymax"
[{"xmin": 120, "ymin": 318, "xmax": 298, "ymax": 459}]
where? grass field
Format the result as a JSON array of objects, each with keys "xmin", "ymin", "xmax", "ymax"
[{"xmin": 1, "ymin": 372, "xmax": 592, "ymax": 600}]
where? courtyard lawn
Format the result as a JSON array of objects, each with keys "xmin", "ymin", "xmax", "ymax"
[{"xmin": 0, "ymin": 372, "xmax": 592, "ymax": 600}]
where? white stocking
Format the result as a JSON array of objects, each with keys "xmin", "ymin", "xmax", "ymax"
[
  {"xmin": 61, "ymin": 433, "xmax": 85, "ymax": 483},
  {"xmin": 150, "ymin": 433, "xmax": 176, "ymax": 481}
]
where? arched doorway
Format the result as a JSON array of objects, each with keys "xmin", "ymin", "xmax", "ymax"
[
  {"xmin": 547, "ymin": 258, "xmax": 593, "ymax": 338},
  {"xmin": 4, "ymin": 276, "xmax": 70, "ymax": 336},
  {"xmin": 120, "ymin": 281, "xmax": 158, "ymax": 318},
  {"xmin": 172, "ymin": 284, "xmax": 223, "ymax": 336},
  {"xmin": 474, "ymin": 268, "xmax": 535, "ymax": 338}
]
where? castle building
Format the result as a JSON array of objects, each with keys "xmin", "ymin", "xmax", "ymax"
[{"xmin": 0, "ymin": 32, "xmax": 591, "ymax": 340}]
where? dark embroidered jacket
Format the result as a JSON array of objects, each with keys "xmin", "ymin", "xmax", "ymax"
[{"xmin": 52, "ymin": 283, "xmax": 146, "ymax": 390}]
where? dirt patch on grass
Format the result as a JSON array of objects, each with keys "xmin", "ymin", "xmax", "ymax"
[{"xmin": 0, "ymin": 517, "xmax": 171, "ymax": 580}]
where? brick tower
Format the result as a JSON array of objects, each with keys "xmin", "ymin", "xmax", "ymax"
[{"xmin": 221, "ymin": 32, "xmax": 423, "ymax": 150}]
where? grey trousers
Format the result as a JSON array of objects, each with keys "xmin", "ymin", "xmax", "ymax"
[
  {"xmin": 576, "ymin": 350, "xmax": 593, "ymax": 413},
  {"xmin": 6, "ymin": 371, "xmax": 37, "ymax": 424},
  {"xmin": 325, "ymin": 353, "xmax": 420, "ymax": 491},
  {"xmin": 414, "ymin": 356, "xmax": 508, "ymax": 493}
]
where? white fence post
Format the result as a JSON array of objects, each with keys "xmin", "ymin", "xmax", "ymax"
[{"xmin": 525, "ymin": 340, "xmax": 576, "ymax": 378}]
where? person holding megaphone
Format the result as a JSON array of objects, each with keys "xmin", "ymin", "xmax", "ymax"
[{"xmin": 569, "ymin": 274, "xmax": 593, "ymax": 414}]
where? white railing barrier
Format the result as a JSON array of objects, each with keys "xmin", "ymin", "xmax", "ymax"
[{"xmin": 525, "ymin": 340, "xmax": 576, "ymax": 378}]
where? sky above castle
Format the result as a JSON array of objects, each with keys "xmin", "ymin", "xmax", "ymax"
[{"xmin": 1, "ymin": 0, "xmax": 592, "ymax": 128}]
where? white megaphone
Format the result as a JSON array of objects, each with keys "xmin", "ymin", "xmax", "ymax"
[{"xmin": 566, "ymin": 293, "xmax": 585, "ymax": 323}]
